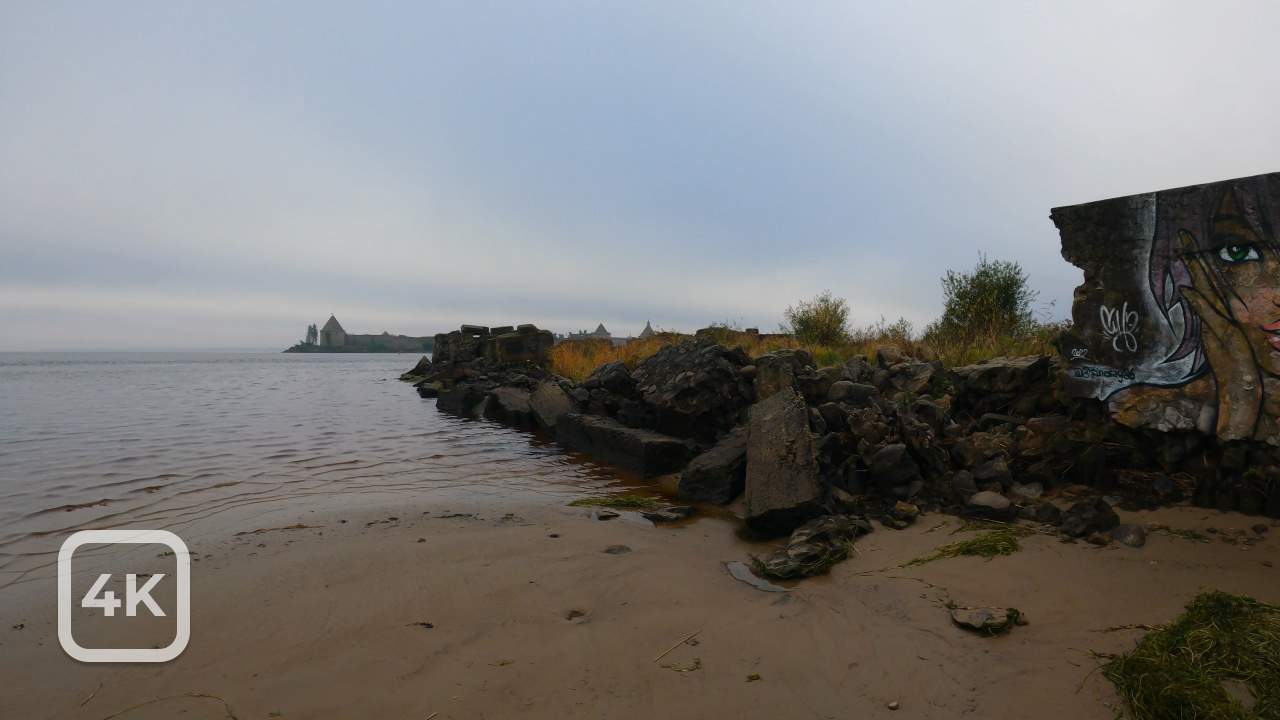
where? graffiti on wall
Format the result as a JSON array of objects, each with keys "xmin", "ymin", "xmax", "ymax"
[{"xmin": 1052, "ymin": 172, "xmax": 1280, "ymax": 443}]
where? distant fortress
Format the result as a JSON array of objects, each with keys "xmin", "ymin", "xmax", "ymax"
[
  {"xmin": 285, "ymin": 315, "xmax": 435, "ymax": 353},
  {"xmin": 286, "ymin": 315, "xmax": 663, "ymax": 353}
]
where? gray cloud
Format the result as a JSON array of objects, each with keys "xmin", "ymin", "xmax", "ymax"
[{"xmin": 3, "ymin": 1, "xmax": 1279, "ymax": 349}]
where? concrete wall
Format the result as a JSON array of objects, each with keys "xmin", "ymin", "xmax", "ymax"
[
  {"xmin": 1052, "ymin": 171, "xmax": 1280, "ymax": 443},
  {"xmin": 344, "ymin": 334, "xmax": 434, "ymax": 352}
]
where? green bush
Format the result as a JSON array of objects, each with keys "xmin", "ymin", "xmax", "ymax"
[
  {"xmin": 924, "ymin": 254, "xmax": 1039, "ymax": 348},
  {"xmin": 779, "ymin": 290, "xmax": 851, "ymax": 346}
]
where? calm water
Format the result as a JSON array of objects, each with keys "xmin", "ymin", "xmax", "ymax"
[{"xmin": 0, "ymin": 352, "xmax": 629, "ymax": 592}]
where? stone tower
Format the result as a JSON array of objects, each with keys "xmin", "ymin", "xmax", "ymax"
[{"xmin": 320, "ymin": 315, "xmax": 347, "ymax": 347}]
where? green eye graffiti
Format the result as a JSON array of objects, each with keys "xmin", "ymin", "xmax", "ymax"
[{"xmin": 1218, "ymin": 244, "xmax": 1260, "ymax": 263}]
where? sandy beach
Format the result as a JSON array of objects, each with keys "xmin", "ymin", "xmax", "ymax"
[{"xmin": 3, "ymin": 495, "xmax": 1276, "ymax": 720}]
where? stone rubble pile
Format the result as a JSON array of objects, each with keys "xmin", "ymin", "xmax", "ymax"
[{"xmin": 405, "ymin": 335, "xmax": 1280, "ymax": 565}]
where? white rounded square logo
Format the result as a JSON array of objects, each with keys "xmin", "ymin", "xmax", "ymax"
[{"xmin": 58, "ymin": 529, "xmax": 191, "ymax": 662}]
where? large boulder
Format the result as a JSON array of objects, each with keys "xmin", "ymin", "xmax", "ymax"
[
  {"xmin": 744, "ymin": 389, "xmax": 824, "ymax": 536},
  {"xmin": 585, "ymin": 360, "xmax": 637, "ymax": 396},
  {"xmin": 752, "ymin": 349, "xmax": 814, "ymax": 403},
  {"xmin": 867, "ymin": 443, "xmax": 922, "ymax": 495},
  {"xmin": 486, "ymin": 387, "xmax": 534, "ymax": 425},
  {"xmin": 529, "ymin": 380, "xmax": 575, "ymax": 433},
  {"xmin": 679, "ymin": 427, "xmax": 748, "ymax": 505},
  {"xmin": 947, "ymin": 355, "xmax": 1053, "ymax": 417},
  {"xmin": 436, "ymin": 382, "xmax": 491, "ymax": 414},
  {"xmin": 630, "ymin": 338, "xmax": 754, "ymax": 441},
  {"xmin": 554, "ymin": 414, "xmax": 693, "ymax": 477}
]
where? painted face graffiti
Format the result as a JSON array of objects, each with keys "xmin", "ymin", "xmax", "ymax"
[{"xmin": 1171, "ymin": 187, "xmax": 1280, "ymax": 439}]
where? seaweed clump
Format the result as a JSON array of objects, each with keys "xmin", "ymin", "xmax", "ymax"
[
  {"xmin": 903, "ymin": 526, "xmax": 1034, "ymax": 568},
  {"xmin": 568, "ymin": 496, "xmax": 658, "ymax": 510},
  {"xmin": 1103, "ymin": 590, "xmax": 1280, "ymax": 720}
]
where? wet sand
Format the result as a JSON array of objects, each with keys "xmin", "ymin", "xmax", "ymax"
[{"xmin": 2, "ymin": 500, "xmax": 1276, "ymax": 720}]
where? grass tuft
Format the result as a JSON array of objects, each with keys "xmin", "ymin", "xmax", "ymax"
[
  {"xmin": 568, "ymin": 496, "xmax": 658, "ymax": 510},
  {"xmin": 1103, "ymin": 590, "xmax": 1280, "ymax": 720},
  {"xmin": 903, "ymin": 526, "xmax": 1034, "ymax": 567}
]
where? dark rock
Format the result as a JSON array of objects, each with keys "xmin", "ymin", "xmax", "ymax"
[
  {"xmin": 868, "ymin": 444, "xmax": 921, "ymax": 494},
  {"xmin": 950, "ymin": 471, "xmax": 978, "ymax": 498},
  {"xmin": 807, "ymin": 407, "xmax": 828, "ymax": 437},
  {"xmin": 631, "ymin": 338, "xmax": 754, "ymax": 441},
  {"xmin": 829, "ymin": 486, "xmax": 862, "ymax": 514},
  {"xmin": 951, "ymin": 607, "xmax": 1025, "ymax": 635},
  {"xmin": 1058, "ymin": 498, "xmax": 1121, "ymax": 538},
  {"xmin": 1254, "ymin": 524, "xmax": 1270, "ymax": 535},
  {"xmin": 594, "ymin": 510, "xmax": 619, "ymax": 520},
  {"xmin": 890, "ymin": 361, "xmax": 935, "ymax": 394},
  {"xmin": 529, "ymin": 381, "xmax": 575, "ymax": 433},
  {"xmin": 554, "ymin": 414, "xmax": 693, "ymax": 477},
  {"xmin": 744, "ymin": 388, "xmax": 824, "ymax": 536},
  {"xmin": 1008, "ymin": 482, "xmax": 1043, "ymax": 501},
  {"xmin": 679, "ymin": 427, "xmax": 748, "ymax": 505},
  {"xmin": 972, "ymin": 457, "xmax": 1012, "ymax": 488},
  {"xmin": 1034, "ymin": 502, "xmax": 1063, "ymax": 525},
  {"xmin": 642, "ymin": 506, "xmax": 696, "ymax": 522},
  {"xmin": 436, "ymin": 383, "xmax": 490, "ymax": 414},
  {"xmin": 753, "ymin": 350, "xmax": 812, "ymax": 403},
  {"xmin": 815, "ymin": 402, "xmax": 848, "ymax": 432},
  {"xmin": 947, "ymin": 355, "xmax": 1052, "ymax": 416},
  {"xmin": 587, "ymin": 360, "xmax": 637, "ymax": 396},
  {"xmin": 1111, "ymin": 524, "xmax": 1146, "ymax": 547},
  {"xmin": 752, "ymin": 514, "xmax": 869, "ymax": 578},
  {"xmin": 417, "ymin": 383, "xmax": 441, "ymax": 398},
  {"xmin": 876, "ymin": 344, "xmax": 904, "ymax": 368},
  {"xmin": 795, "ymin": 371, "xmax": 834, "ymax": 405},
  {"xmin": 487, "ymin": 387, "xmax": 534, "ymax": 425},
  {"xmin": 1085, "ymin": 531, "xmax": 1111, "ymax": 546}
]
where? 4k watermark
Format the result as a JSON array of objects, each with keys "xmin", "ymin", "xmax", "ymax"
[{"xmin": 58, "ymin": 529, "xmax": 190, "ymax": 662}]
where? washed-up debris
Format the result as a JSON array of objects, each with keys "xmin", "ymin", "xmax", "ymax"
[
  {"xmin": 753, "ymin": 515, "xmax": 870, "ymax": 580},
  {"xmin": 603, "ymin": 545, "xmax": 631, "ymax": 554},
  {"xmin": 661, "ymin": 658, "xmax": 702, "ymax": 673},
  {"xmin": 1145, "ymin": 523, "xmax": 1211, "ymax": 543},
  {"xmin": 565, "ymin": 610, "xmax": 585, "ymax": 620},
  {"xmin": 654, "ymin": 629, "xmax": 702, "ymax": 662},
  {"xmin": 1102, "ymin": 590, "xmax": 1280, "ymax": 720},
  {"xmin": 568, "ymin": 496, "xmax": 658, "ymax": 510},
  {"xmin": 592, "ymin": 509, "xmax": 619, "ymax": 521},
  {"xmin": 950, "ymin": 607, "xmax": 1026, "ymax": 635},
  {"xmin": 641, "ymin": 506, "xmax": 695, "ymax": 522},
  {"xmin": 725, "ymin": 561, "xmax": 788, "ymax": 593},
  {"xmin": 903, "ymin": 525, "xmax": 1033, "ymax": 567},
  {"xmin": 489, "ymin": 660, "xmax": 514, "ymax": 666},
  {"xmin": 746, "ymin": 674, "xmax": 761, "ymax": 682},
  {"xmin": 234, "ymin": 523, "xmax": 320, "ymax": 536},
  {"xmin": 408, "ymin": 622, "xmax": 434, "ymax": 628}
]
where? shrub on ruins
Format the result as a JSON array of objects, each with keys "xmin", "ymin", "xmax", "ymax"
[
  {"xmin": 925, "ymin": 254, "xmax": 1038, "ymax": 343},
  {"xmin": 779, "ymin": 290, "xmax": 851, "ymax": 347}
]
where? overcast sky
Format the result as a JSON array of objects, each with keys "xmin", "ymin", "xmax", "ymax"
[{"xmin": 3, "ymin": 2, "xmax": 1279, "ymax": 350}]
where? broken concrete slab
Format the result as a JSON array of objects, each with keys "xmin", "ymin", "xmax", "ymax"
[
  {"xmin": 743, "ymin": 388, "xmax": 823, "ymax": 537},
  {"xmin": 554, "ymin": 413, "xmax": 692, "ymax": 477}
]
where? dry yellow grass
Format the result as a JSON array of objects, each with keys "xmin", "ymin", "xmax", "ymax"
[{"xmin": 545, "ymin": 326, "xmax": 1061, "ymax": 382}]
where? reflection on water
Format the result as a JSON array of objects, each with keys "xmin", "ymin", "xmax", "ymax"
[{"xmin": 0, "ymin": 352, "xmax": 634, "ymax": 590}]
